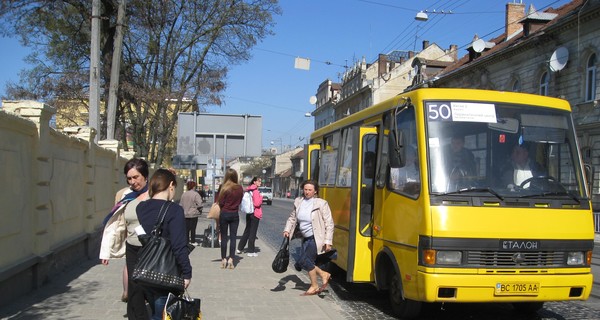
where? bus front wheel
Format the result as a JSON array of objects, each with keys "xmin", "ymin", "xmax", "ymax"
[{"xmin": 388, "ymin": 273, "xmax": 421, "ymax": 318}]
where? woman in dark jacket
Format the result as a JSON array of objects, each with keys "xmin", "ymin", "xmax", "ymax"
[
  {"xmin": 216, "ymin": 168, "xmax": 244, "ymax": 269},
  {"xmin": 136, "ymin": 169, "xmax": 192, "ymax": 320}
]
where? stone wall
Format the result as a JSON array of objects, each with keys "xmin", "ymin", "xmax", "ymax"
[{"xmin": 0, "ymin": 100, "xmax": 132, "ymax": 308}]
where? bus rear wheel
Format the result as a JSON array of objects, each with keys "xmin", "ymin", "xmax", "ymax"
[
  {"xmin": 388, "ymin": 273, "xmax": 421, "ymax": 318},
  {"xmin": 512, "ymin": 302, "xmax": 544, "ymax": 314}
]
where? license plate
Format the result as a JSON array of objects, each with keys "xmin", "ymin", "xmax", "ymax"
[{"xmin": 495, "ymin": 282, "xmax": 539, "ymax": 295}]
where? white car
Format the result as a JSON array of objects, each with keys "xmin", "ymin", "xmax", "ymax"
[{"xmin": 258, "ymin": 187, "xmax": 273, "ymax": 205}]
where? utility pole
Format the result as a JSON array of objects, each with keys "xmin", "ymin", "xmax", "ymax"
[
  {"xmin": 106, "ymin": 0, "xmax": 126, "ymax": 140},
  {"xmin": 89, "ymin": 0, "xmax": 101, "ymax": 142}
]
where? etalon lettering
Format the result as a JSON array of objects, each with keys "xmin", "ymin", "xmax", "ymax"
[{"xmin": 501, "ymin": 240, "xmax": 539, "ymax": 250}]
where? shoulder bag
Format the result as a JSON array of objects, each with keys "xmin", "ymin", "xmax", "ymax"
[
  {"xmin": 132, "ymin": 201, "xmax": 185, "ymax": 294},
  {"xmin": 271, "ymin": 237, "xmax": 289, "ymax": 273},
  {"xmin": 207, "ymin": 202, "xmax": 220, "ymax": 220}
]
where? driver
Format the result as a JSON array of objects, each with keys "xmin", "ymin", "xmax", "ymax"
[
  {"xmin": 500, "ymin": 143, "xmax": 545, "ymax": 188},
  {"xmin": 445, "ymin": 134, "xmax": 476, "ymax": 177}
]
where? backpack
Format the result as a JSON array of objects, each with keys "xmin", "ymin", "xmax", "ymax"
[{"xmin": 239, "ymin": 190, "xmax": 254, "ymax": 214}]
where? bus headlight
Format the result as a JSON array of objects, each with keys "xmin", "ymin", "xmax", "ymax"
[
  {"xmin": 436, "ymin": 251, "xmax": 462, "ymax": 265},
  {"xmin": 567, "ymin": 252, "xmax": 585, "ymax": 266}
]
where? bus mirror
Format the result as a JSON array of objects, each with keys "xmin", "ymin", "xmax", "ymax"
[
  {"xmin": 388, "ymin": 130, "xmax": 405, "ymax": 168},
  {"xmin": 488, "ymin": 118, "xmax": 519, "ymax": 133},
  {"xmin": 584, "ymin": 163, "xmax": 593, "ymax": 189}
]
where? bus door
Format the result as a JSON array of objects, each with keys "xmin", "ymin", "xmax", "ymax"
[
  {"xmin": 304, "ymin": 143, "xmax": 321, "ymax": 181},
  {"xmin": 347, "ymin": 126, "xmax": 378, "ymax": 282}
]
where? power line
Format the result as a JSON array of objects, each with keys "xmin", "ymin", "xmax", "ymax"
[
  {"xmin": 225, "ymin": 95, "xmax": 308, "ymax": 113},
  {"xmin": 254, "ymin": 48, "xmax": 347, "ymax": 69}
]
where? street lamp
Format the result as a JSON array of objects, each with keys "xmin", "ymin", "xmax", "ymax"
[
  {"xmin": 415, "ymin": 11, "xmax": 428, "ymax": 21},
  {"xmin": 270, "ymin": 138, "xmax": 283, "ymax": 154}
]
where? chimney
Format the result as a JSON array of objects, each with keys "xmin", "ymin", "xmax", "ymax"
[
  {"xmin": 378, "ymin": 53, "xmax": 389, "ymax": 77},
  {"xmin": 506, "ymin": 2, "xmax": 525, "ymax": 38},
  {"xmin": 409, "ymin": 51, "xmax": 415, "ymax": 59},
  {"xmin": 422, "ymin": 40, "xmax": 430, "ymax": 50},
  {"xmin": 449, "ymin": 44, "xmax": 458, "ymax": 61}
]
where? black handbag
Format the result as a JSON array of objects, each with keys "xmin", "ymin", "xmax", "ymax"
[
  {"xmin": 132, "ymin": 202, "xmax": 185, "ymax": 293},
  {"xmin": 163, "ymin": 292, "xmax": 201, "ymax": 320},
  {"xmin": 271, "ymin": 237, "xmax": 289, "ymax": 273}
]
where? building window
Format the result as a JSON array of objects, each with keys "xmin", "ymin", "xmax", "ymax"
[
  {"xmin": 585, "ymin": 53, "xmax": 597, "ymax": 102},
  {"xmin": 511, "ymin": 79, "xmax": 520, "ymax": 92},
  {"xmin": 539, "ymin": 71, "xmax": 549, "ymax": 96}
]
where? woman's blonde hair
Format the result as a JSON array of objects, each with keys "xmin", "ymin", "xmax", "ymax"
[{"xmin": 218, "ymin": 168, "xmax": 239, "ymax": 200}]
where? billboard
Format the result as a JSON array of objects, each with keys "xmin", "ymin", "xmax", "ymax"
[{"xmin": 173, "ymin": 112, "xmax": 262, "ymax": 169}]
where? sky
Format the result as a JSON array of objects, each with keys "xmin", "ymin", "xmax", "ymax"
[{"xmin": 0, "ymin": 0, "xmax": 572, "ymax": 151}]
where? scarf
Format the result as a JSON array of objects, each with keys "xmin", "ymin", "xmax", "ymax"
[{"xmin": 102, "ymin": 184, "xmax": 148, "ymax": 226}]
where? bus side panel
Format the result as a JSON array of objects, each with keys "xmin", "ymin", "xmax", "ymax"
[
  {"xmin": 375, "ymin": 192, "xmax": 430, "ymax": 297},
  {"xmin": 323, "ymin": 187, "xmax": 351, "ymax": 271}
]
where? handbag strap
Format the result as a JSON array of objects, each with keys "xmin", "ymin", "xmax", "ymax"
[
  {"xmin": 151, "ymin": 201, "xmax": 172, "ymax": 236},
  {"xmin": 280, "ymin": 237, "xmax": 289, "ymax": 250}
]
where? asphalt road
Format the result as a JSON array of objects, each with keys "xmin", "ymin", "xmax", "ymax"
[{"xmin": 260, "ymin": 198, "xmax": 600, "ymax": 320}]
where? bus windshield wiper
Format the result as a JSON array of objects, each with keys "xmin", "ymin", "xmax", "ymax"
[
  {"xmin": 517, "ymin": 191, "xmax": 580, "ymax": 203},
  {"xmin": 437, "ymin": 187, "xmax": 504, "ymax": 201}
]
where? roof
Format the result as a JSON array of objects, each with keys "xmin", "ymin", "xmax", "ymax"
[
  {"xmin": 437, "ymin": 0, "xmax": 585, "ymax": 78},
  {"xmin": 290, "ymin": 149, "xmax": 304, "ymax": 159},
  {"xmin": 278, "ymin": 168, "xmax": 292, "ymax": 178}
]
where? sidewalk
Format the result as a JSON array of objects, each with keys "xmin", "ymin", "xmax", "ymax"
[{"xmin": 0, "ymin": 214, "xmax": 345, "ymax": 319}]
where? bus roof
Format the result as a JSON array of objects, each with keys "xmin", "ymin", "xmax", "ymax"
[{"xmin": 310, "ymin": 88, "xmax": 571, "ymax": 140}]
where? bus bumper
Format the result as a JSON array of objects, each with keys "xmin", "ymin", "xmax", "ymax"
[{"xmin": 416, "ymin": 271, "xmax": 593, "ymax": 303}]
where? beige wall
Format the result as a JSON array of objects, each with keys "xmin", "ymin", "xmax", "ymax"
[{"xmin": 0, "ymin": 100, "xmax": 181, "ymax": 307}]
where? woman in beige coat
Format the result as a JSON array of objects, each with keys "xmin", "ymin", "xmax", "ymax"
[{"xmin": 283, "ymin": 179, "xmax": 334, "ymax": 296}]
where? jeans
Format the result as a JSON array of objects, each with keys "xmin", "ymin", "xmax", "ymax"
[
  {"xmin": 152, "ymin": 295, "xmax": 168, "ymax": 320},
  {"xmin": 238, "ymin": 214, "xmax": 260, "ymax": 253},
  {"xmin": 219, "ymin": 211, "xmax": 240, "ymax": 259},
  {"xmin": 185, "ymin": 217, "xmax": 198, "ymax": 243}
]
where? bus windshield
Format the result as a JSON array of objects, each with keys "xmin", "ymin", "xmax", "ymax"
[{"xmin": 424, "ymin": 101, "xmax": 585, "ymax": 200}]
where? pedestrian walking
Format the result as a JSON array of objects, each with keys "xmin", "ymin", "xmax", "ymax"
[
  {"xmin": 136, "ymin": 169, "xmax": 192, "ymax": 320},
  {"xmin": 180, "ymin": 180, "xmax": 203, "ymax": 246},
  {"xmin": 216, "ymin": 168, "xmax": 243, "ymax": 269},
  {"xmin": 282, "ymin": 179, "xmax": 334, "ymax": 296},
  {"xmin": 237, "ymin": 177, "xmax": 263, "ymax": 256},
  {"xmin": 99, "ymin": 158, "xmax": 150, "ymax": 319}
]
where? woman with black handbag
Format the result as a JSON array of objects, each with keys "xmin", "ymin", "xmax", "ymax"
[
  {"xmin": 282, "ymin": 180, "xmax": 334, "ymax": 296},
  {"xmin": 136, "ymin": 169, "xmax": 192, "ymax": 320}
]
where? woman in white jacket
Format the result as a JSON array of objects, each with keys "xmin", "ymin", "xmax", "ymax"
[
  {"xmin": 283, "ymin": 179, "xmax": 334, "ymax": 296},
  {"xmin": 99, "ymin": 158, "xmax": 150, "ymax": 319}
]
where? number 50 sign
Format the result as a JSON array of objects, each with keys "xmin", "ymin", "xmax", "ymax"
[{"xmin": 427, "ymin": 102, "xmax": 497, "ymax": 123}]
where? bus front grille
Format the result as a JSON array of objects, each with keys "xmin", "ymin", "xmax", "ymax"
[{"xmin": 467, "ymin": 251, "xmax": 565, "ymax": 267}]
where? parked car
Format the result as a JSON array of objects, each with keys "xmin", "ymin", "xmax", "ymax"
[{"xmin": 258, "ymin": 187, "xmax": 273, "ymax": 205}]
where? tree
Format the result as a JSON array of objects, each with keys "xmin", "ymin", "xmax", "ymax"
[
  {"xmin": 0, "ymin": 0, "xmax": 280, "ymax": 166},
  {"xmin": 241, "ymin": 156, "xmax": 272, "ymax": 179}
]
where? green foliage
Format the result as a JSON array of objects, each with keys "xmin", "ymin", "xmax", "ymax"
[
  {"xmin": 0, "ymin": 0, "xmax": 281, "ymax": 166},
  {"xmin": 241, "ymin": 156, "xmax": 272, "ymax": 178}
]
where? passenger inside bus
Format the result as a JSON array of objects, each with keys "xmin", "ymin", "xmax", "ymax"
[{"xmin": 499, "ymin": 142, "xmax": 546, "ymax": 189}]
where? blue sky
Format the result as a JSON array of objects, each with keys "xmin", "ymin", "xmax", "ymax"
[{"xmin": 0, "ymin": 0, "xmax": 571, "ymax": 150}]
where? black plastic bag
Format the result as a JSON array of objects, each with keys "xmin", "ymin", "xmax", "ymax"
[
  {"xmin": 272, "ymin": 237, "xmax": 289, "ymax": 273},
  {"xmin": 163, "ymin": 292, "xmax": 201, "ymax": 320}
]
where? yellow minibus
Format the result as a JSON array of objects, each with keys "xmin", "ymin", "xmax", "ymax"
[{"xmin": 305, "ymin": 88, "xmax": 594, "ymax": 318}]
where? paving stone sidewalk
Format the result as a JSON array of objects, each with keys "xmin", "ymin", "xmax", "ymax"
[{"xmin": 0, "ymin": 215, "xmax": 344, "ymax": 320}]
